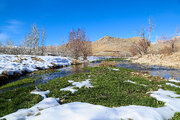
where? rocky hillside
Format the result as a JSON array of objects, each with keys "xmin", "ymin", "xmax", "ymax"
[{"xmin": 92, "ymin": 36, "xmax": 141, "ymax": 56}]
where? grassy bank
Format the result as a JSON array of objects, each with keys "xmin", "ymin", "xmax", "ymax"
[
  {"xmin": 0, "ymin": 77, "xmax": 35, "ymax": 90},
  {"xmin": 92, "ymin": 58, "xmax": 130, "ymax": 62},
  {"xmin": 0, "ymin": 86, "xmax": 42, "ymax": 117},
  {"xmin": 0, "ymin": 65, "xmax": 180, "ymax": 118}
]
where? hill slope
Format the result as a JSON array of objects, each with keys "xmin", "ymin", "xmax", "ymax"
[{"xmin": 92, "ymin": 36, "xmax": 141, "ymax": 56}]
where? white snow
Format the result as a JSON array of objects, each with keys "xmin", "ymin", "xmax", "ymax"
[
  {"xmin": 31, "ymin": 90, "xmax": 50, "ymax": 99},
  {"xmin": 168, "ymin": 79, "xmax": 180, "ymax": 83},
  {"xmin": 0, "ymin": 54, "xmax": 72, "ymax": 75},
  {"xmin": 112, "ymin": 68, "xmax": 119, "ymax": 71},
  {"xmin": 125, "ymin": 80, "xmax": 136, "ymax": 84},
  {"xmin": 166, "ymin": 83, "xmax": 180, "ymax": 88},
  {"xmin": 2, "ymin": 89, "xmax": 180, "ymax": 120},
  {"xmin": 71, "ymin": 79, "xmax": 93, "ymax": 88},
  {"xmin": 60, "ymin": 79, "xmax": 93, "ymax": 93},
  {"xmin": 2, "ymin": 97, "xmax": 59, "ymax": 120},
  {"xmin": 124, "ymin": 80, "xmax": 147, "ymax": 87},
  {"xmin": 60, "ymin": 86, "xmax": 78, "ymax": 93}
]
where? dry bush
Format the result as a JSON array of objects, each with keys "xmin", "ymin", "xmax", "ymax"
[
  {"xmin": 67, "ymin": 28, "xmax": 92, "ymax": 60},
  {"xmin": 98, "ymin": 61, "xmax": 116, "ymax": 67},
  {"xmin": 159, "ymin": 46, "xmax": 172, "ymax": 54},
  {"xmin": 130, "ymin": 27, "xmax": 151, "ymax": 56},
  {"xmin": 129, "ymin": 18, "xmax": 153, "ymax": 56}
]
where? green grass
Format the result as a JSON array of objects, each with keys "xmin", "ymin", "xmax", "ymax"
[
  {"xmin": 170, "ymin": 113, "xmax": 180, "ymax": 120},
  {"xmin": 0, "ymin": 66, "xmax": 180, "ymax": 119},
  {"xmin": 92, "ymin": 58, "xmax": 130, "ymax": 62},
  {"xmin": 0, "ymin": 77, "xmax": 35, "ymax": 90},
  {"xmin": 0, "ymin": 86, "xmax": 42, "ymax": 117},
  {"xmin": 38, "ymin": 67, "xmax": 164, "ymax": 107}
]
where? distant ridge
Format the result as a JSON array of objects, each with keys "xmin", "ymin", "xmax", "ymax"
[{"xmin": 92, "ymin": 36, "xmax": 141, "ymax": 56}]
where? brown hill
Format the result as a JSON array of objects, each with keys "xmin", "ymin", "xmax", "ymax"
[{"xmin": 92, "ymin": 36, "xmax": 141, "ymax": 56}]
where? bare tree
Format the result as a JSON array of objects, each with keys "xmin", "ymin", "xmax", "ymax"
[
  {"xmin": 169, "ymin": 28, "xmax": 179, "ymax": 52},
  {"xmin": 78, "ymin": 29, "xmax": 92, "ymax": 60},
  {"xmin": 67, "ymin": 28, "xmax": 91, "ymax": 60},
  {"xmin": 148, "ymin": 17, "xmax": 153, "ymax": 46},
  {"xmin": 67, "ymin": 29, "xmax": 81, "ymax": 59},
  {"xmin": 24, "ymin": 24, "xmax": 40, "ymax": 55},
  {"xmin": 41, "ymin": 27, "xmax": 47, "ymax": 55},
  {"xmin": 59, "ymin": 36, "xmax": 68, "ymax": 57},
  {"xmin": 130, "ymin": 26, "xmax": 150, "ymax": 56},
  {"xmin": 130, "ymin": 18, "xmax": 153, "ymax": 56},
  {"xmin": 31, "ymin": 24, "xmax": 40, "ymax": 52}
]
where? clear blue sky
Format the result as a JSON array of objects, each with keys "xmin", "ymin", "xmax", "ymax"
[{"xmin": 0, "ymin": 0, "xmax": 180, "ymax": 45}]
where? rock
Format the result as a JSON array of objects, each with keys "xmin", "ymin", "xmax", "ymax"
[
  {"xmin": 59, "ymin": 98, "xmax": 65, "ymax": 104},
  {"xmin": 2, "ymin": 71, "xmax": 10, "ymax": 76},
  {"xmin": 0, "ymin": 74, "xmax": 9, "ymax": 80},
  {"xmin": 51, "ymin": 63, "xmax": 59, "ymax": 68}
]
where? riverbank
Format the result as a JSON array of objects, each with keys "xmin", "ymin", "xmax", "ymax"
[
  {"xmin": 0, "ymin": 55, "xmax": 113, "ymax": 86},
  {"xmin": 1, "ymin": 65, "xmax": 180, "ymax": 119},
  {"xmin": 131, "ymin": 52, "xmax": 180, "ymax": 69}
]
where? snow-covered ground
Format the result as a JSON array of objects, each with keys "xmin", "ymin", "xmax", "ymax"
[
  {"xmin": 0, "ymin": 54, "xmax": 106, "ymax": 76},
  {"xmin": 0, "ymin": 54, "xmax": 72, "ymax": 76},
  {"xmin": 2, "ymin": 54, "xmax": 180, "ymax": 120},
  {"xmin": 2, "ymin": 87, "xmax": 180, "ymax": 120}
]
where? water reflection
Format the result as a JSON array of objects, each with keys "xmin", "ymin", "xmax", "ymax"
[
  {"xmin": 116, "ymin": 62, "xmax": 180, "ymax": 80},
  {"xmin": 0, "ymin": 62, "xmax": 98, "ymax": 92}
]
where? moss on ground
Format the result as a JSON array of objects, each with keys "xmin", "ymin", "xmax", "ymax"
[
  {"xmin": 0, "ymin": 66, "xmax": 180, "ymax": 119},
  {"xmin": 170, "ymin": 113, "xmax": 180, "ymax": 120},
  {"xmin": 0, "ymin": 86, "xmax": 42, "ymax": 117},
  {"xmin": 92, "ymin": 58, "xmax": 130, "ymax": 62},
  {"xmin": 0, "ymin": 77, "xmax": 35, "ymax": 90},
  {"xmin": 38, "ymin": 67, "xmax": 165, "ymax": 107}
]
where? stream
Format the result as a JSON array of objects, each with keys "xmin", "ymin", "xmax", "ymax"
[
  {"xmin": 1, "ymin": 60, "xmax": 180, "ymax": 93},
  {"xmin": 116, "ymin": 62, "xmax": 180, "ymax": 80}
]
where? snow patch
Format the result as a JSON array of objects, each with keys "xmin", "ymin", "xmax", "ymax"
[
  {"xmin": 166, "ymin": 83, "xmax": 180, "ymax": 88},
  {"xmin": 2, "ymin": 89, "xmax": 180, "ymax": 120},
  {"xmin": 60, "ymin": 86, "xmax": 78, "ymax": 94},
  {"xmin": 112, "ymin": 68, "xmax": 119, "ymax": 71},
  {"xmin": 125, "ymin": 80, "xmax": 147, "ymax": 87},
  {"xmin": 125, "ymin": 80, "xmax": 136, "ymax": 84},
  {"xmin": 31, "ymin": 90, "xmax": 50, "ymax": 99},
  {"xmin": 60, "ymin": 79, "xmax": 93, "ymax": 93},
  {"xmin": 168, "ymin": 79, "xmax": 180, "ymax": 83}
]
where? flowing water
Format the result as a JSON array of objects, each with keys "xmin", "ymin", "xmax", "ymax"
[
  {"xmin": 1, "ymin": 60, "xmax": 180, "ymax": 93},
  {"xmin": 116, "ymin": 62, "xmax": 180, "ymax": 80},
  {"xmin": 0, "ymin": 62, "xmax": 98, "ymax": 92}
]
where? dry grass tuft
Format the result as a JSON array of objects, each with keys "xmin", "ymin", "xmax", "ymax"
[{"xmin": 98, "ymin": 61, "xmax": 116, "ymax": 67}]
